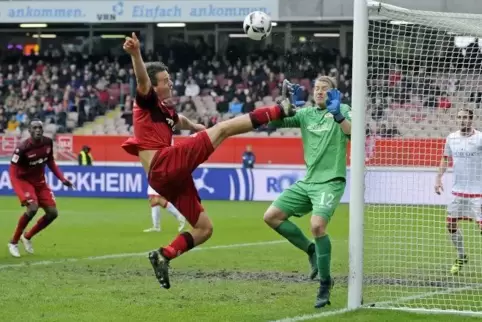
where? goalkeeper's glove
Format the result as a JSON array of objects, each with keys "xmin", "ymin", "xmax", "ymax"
[
  {"xmin": 288, "ymin": 83, "xmax": 306, "ymax": 107},
  {"xmin": 326, "ymin": 89, "xmax": 345, "ymax": 123}
]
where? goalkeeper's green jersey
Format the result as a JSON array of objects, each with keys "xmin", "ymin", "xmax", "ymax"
[{"xmin": 269, "ymin": 104, "xmax": 352, "ymax": 184}]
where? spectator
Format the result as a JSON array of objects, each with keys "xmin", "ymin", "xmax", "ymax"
[
  {"xmin": 16, "ymin": 108, "xmax": 27, "ymax": 126},
  {"xmin": 377, "ymin": 124, "xmax": 388, "ymax": 137},
  {"xmin": 78, "ymin": 145, "xmax": 93, "ymax": 166},
  {"xmin": 438, "ymin": 93, "xmax": 452, "ymax": 110},
  {"xmin": 181, "ymin": 102, "xmax": 198, "ymax": 121},
  {"xmin": 184, "ymin": 79, "xmax": 200, "ymax": 97},
  {"xmin": 229, "ymin": 97, "xmax": 243, "ymax": 115},
  {"xmin": 242, "ymin": 145, "xmax": 256, "ymax": 168},
  {"xmin": 7, "ymin": 115, "xmax": 19, "ymax": 132}
]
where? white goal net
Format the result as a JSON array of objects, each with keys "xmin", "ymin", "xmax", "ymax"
[{"xmin": 361, "ymin": 1, "xmax": 482, "ymax": 315}]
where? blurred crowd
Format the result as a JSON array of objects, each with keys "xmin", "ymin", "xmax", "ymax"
[
  {"xmin": 1, "ymin": 37, "xmax": 477, "ymax": 138},
  {"xmin": 0, "ymin": 40, "xmax": 354, "ymax": 136}
]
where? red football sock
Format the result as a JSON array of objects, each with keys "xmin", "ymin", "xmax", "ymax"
[
  {"xmin": 24, "ymin": 215, "xmax": 55, "ymax": 240},
  {"xmin": 161, "ymin": 232, "xmax": 195, "ymax": 260},
  {"xmin": 11, "ymin": 213, "xmax": 31, "ymax": 244},
  {"xmin": 249, "ymin": 105, "xmax": 283, "ymax": 128}
]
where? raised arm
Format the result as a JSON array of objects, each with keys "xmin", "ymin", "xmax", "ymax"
[{"xmin": 123, "ymin": 32, "xmax": 151, "ymax": 96}]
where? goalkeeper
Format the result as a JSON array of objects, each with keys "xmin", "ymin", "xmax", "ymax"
[{"xmin": 264, "ymin": 77, "xmax": 351, "ymax": 309}]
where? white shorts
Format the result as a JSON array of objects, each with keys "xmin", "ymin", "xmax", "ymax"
[
  {"xmin": 147, "ymin": 185, "xmax": 159, "ymax": 198},
  {"xmin": 447, "ymin": 196, "xmax": 482, "ymax": 221}
]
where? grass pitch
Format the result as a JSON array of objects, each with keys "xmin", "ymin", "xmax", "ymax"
[{"xmin": 0, "ymin": 197, "xmax": 481, "ymax": 321}]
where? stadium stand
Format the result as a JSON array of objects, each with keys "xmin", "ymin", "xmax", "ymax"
[
  {"xmin": 0, "ymin": 42, "xmax": 351, "ymax": 139},
  {"xmin": 2, "ymin": 39, "xmax": 479, "ymax": 140}
]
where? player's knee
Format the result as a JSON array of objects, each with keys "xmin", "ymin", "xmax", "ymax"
[
  {"xmin": 446, "ymin": 217, "xmax": 458, "ymax": 233},
  {"xmin": 46, "ymin": 208, "xmax": 58, "ymax": 220},
  {"xmin": 26, "ymin": 204, "xmax": 39, "ymax": 217},
  {"xmin": 263, "ymin": 207, "xmax": 287, "ymax": 228},
  {"xmin": 447, "ymin": 222, "xmax": 458, "ymax": 234},
  {"xmin": 194, "ymin": 212, "xmax": 213, "ymax": 242},
  {"xmin": 203, "ymin": 225, "xmax": 213, "ymax": 240},
  {"xmin": 310, "ymin": 216, "xmax": 327, "ymax": 237}
]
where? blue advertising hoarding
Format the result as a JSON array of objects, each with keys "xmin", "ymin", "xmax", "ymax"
[{"xmin": 0, "ymin": 164, "xmax": 453, "ymax": 206}]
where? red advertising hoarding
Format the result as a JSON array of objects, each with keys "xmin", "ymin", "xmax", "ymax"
[{"xmin": 0, "ymin": 135, "xmax": 446, "ymax": 166}]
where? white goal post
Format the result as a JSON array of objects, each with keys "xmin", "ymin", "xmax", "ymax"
[{"xmin": 350, "ymin": 0, "xmax": 482, "ymax": 316}]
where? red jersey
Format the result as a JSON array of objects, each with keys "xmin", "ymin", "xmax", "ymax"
[
  {"xmin": 122, "ymin": 87, "xmax": 179, "ymax": 156},
  {"xmin": 9, "ymin": 136, "xmax": 66, "ymax": 203}
]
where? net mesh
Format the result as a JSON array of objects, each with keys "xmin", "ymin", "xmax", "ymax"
[{"xmin": 363, "ymin": 1, "xmax": 482, "ymax": 314}]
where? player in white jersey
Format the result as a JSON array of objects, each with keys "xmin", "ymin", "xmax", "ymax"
[
  {"xmin": 145, "ymin": 185, "xmax": 186, "ymax": 233},
  {"xmin": 435, "ymin": 109, "xmax": 482, "ymax": 274}
]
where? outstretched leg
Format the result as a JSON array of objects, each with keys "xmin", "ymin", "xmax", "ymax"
[{"xmin": 206, "ymin": 99, "xmax": 295, "ymax": 148}]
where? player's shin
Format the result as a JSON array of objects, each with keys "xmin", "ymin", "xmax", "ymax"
[
  {"xmin": 314, "ymin": 234, "xmax": 332, "ymax": 281},
  {"xmin": 160, "ymin": 232, "xmax": 195, "ymax": 259},
  {"xmin": 10, "ymin": 213, "xmax": 32, "ymax": 244},
  {"xmin": 151, "ymin": 205, "xmax": 161, "ymax": 229},
  {"xmin": 273, "ymin": 220, "xmax": 313, "ymax": 253},
  {"xmin": 24, "ymin": 210, "xmax": 58, "ymax": 240}
]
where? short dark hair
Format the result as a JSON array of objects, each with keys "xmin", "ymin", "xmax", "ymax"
[
  {"xmin": 145, "ymin": 62, "xmax": 168, "ymax": 86},
  {"xmin": 460, "ymin": 108, "xmax": 474, "ymax": 120}
]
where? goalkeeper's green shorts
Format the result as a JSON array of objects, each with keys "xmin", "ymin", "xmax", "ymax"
[{"xmin": 271, "ymin": 178, "xmax": 346, "ymax": 223}]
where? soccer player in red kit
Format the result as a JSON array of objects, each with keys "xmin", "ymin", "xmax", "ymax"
[
  {"xmin": 7, "ymin": 119, "xmax": 73, "ymax": 258},
  {"xmin": 121, "ymin": 33, "xmax": 296, "ymax": 289}
]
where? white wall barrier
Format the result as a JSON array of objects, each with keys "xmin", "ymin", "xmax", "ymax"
[{"xmin": 0, "ymin": 164, "xmax": 453, "ymax": 205}]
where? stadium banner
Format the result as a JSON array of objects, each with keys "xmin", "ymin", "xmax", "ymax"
[
  {"xmin": 1, "ymin": 135, "xmax": 446, "ymax": 167},
  {"xmin": 0, "ymin": 165, "xmax": 453, "ymax": 205},
  {"xmin": 0, "ymin": 0, "xmax": 279, "ymax": 23}
]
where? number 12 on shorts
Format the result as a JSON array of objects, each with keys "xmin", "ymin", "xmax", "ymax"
[{"xmin": 319, "ymin": 192, "xmax": 335, "ymax": 208}]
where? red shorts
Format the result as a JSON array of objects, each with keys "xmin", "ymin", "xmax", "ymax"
[
  {"xmin": 17, "ymin": 180, "xmax": 56, "ymax": 208},
  {"xmin": 148, "ymin": 130, "xmax": 214, "ymax": 226}
]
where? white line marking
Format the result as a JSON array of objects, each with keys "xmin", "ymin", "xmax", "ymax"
[
  {"xmin": 268, "ymin": 308, "xmax": 356, "ymax": 322},
  {"xmin": 0, "ymin": 240, "xmax": 287, "ymax": 270},
  {"xmin": 269, "ymin": 282, "xmax": 482, "ymax": 321},
  {"xmin": 374, "ymin": 284, "xmax": 482, "ymax": 308}
]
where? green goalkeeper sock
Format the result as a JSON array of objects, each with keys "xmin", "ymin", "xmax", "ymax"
[
  {"xmin": 274, "ymin": 220, "xmax": 312, "ymax": 253},
  {"xmin": 315, "ymin": 235, "xmax": 332, "ymax": 281}
]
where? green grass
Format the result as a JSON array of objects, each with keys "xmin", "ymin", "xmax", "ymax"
[{"xmin": 0, "ymin": 197, "xmax": 481, "ymax": 321}]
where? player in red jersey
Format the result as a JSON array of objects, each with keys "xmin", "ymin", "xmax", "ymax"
[
  {"xmin": 7, "ymin": 119, "xmax": 73, "ymax": 258},
  {"xmin": 121, "ymin": 33, "xmax": 296, "ymax": 289}
]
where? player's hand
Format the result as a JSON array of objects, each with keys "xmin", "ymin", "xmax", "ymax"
[
  {"xmin": 21, "ymin": 198, "xmax": 36, "ymax": 207},
  {"xmin": 62, "ymin": 179, "xmax": 75, "ymax": 189},
  {"xmin": 192, "ymin": 124, "xmax": 206, "ymax": 132},
  {"xmin": 123, "ymin": 32, "xmax": 141, "ymax": 56},
  {"xmin": 288, "ymin": 83, "xmax": 306, "ymax": 107},
  {"xmin": 435, "ymin": 179, "xmax": 444, "ymax": 195},
  {"xmin": 326, "ymin": 89, "xmax": 345, "ymax": 123}
]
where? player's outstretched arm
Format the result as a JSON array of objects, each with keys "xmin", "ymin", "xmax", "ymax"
[
  {"xmin": 46, "ymin": 142, "xmax": 72, "ymax": 187},
  {"xmin": 123, "ymin": 32, "xmax": 151, "ymax": 95},
  {"xmin": 177, "ymin": 114, "xmax": 206, "ymax": 132}
]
